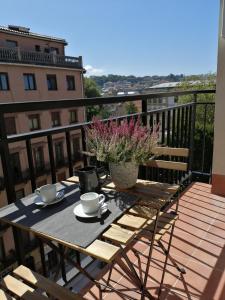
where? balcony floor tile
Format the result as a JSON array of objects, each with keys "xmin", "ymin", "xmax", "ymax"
[{"xmin": 80, "ymin": 182, "xmax": 225, "ymax": 300}]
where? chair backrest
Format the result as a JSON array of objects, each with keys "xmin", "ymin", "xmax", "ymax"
[
  {"xmin": 143, "ymin": 146, "xmax": 190, "ymax": 183},
  {"xmin": 146, "ymin": 147, "xmax": 189, "ymax": 171}
]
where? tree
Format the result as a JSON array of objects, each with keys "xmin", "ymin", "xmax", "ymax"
[
  {"xmin": 84, "ymin": 78, "xmax": 101, "ymax": 121},
  {"xmin": 100, "ymin": 107, "xmax": 111, "ymax": 119},
  {"xmin": 125, "ymin": 102, "xmax": 138, "ymax": 115},
  {"xmin": 177, "ymin": 75, "xmax": 216, "ymax": 173},
  {"xmin": 84, "ymin": 77, "xmax": 112, "ymax": 121},
  {"xmin": 84, "ymin": 77, "xmax": 101, "ymax": 98}
]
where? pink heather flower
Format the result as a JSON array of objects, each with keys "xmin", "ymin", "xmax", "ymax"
[{"xmin": 85, "ymin": 116, "xmax": 159, "ymax": 164}]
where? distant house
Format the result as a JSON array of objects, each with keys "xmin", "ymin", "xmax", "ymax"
[
  {"xmin": 145, "ymin": 82, "xmax": 181, "ymax": 110},
  {"xmin": 147, "ymin": 80, "xmax": 213, "ymax": 110}
]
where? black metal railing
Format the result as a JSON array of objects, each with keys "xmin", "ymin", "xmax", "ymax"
[
  {"xmin": 0, "ymin": 47, "xmax": 83, "ymax": 69},
  {"xmin": 0, "ymin": 88, "xmax": 216, "ymax": 269}
]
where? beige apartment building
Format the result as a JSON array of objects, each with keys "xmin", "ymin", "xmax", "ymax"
[{"xmin": 0, "ymin": 25, "xmax": 85, "ymax": 274}]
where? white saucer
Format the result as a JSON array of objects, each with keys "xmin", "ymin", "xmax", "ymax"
[
  {"xmin": 73, "ymin": 203, "xmax": 108, "ymax": 218},
  {"xmin": 34, "ymin": 191, "xmax": 65, "ymax": 206}
]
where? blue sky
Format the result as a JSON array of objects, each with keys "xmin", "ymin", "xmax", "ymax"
[{"xmin": 0, "ymin": 0, "xmax": 220, "ymax": 76}]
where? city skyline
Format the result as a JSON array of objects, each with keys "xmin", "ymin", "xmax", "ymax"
[{"xmin": 0, "ymin": 0, "xmax": 220, "ymax": 76}]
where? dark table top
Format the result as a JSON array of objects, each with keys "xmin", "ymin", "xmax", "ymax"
[{"xmin": 0, "ymin": 182, "xmax": 138, "ymax": 248}]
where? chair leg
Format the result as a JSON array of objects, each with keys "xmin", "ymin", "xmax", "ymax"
[
  {"xmin": 141, "ymin": 209, "xmax": 161, "ymax": 300},
  {"xmin": 158, "ymin": 239, "xmax": 186, "ymax": 275},
  {"xmin": 157, "ymin": 221, "xmax": 186, "ymax": 299},
  {"xmin": 175, "ymin": 196, "xmax": 180, "ymax": 213}
]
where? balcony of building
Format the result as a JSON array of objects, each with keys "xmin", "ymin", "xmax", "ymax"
[
  {"xmin": 1, "ymin": 86, "xmax": 225, "ymax": 300},
  {"xmin": 0, "ymin": 46, "xmax": 83, "ymax": 69}
]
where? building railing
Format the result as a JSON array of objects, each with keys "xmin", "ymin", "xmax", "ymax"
[
  {"xmin": 0, "ymin": 88, "xmax": 216, "ymax": 269},
  {"xmin": 0, "ymin": 47, "xmax": 83, "ymax": 69}
]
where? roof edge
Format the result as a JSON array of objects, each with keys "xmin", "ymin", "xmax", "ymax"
[{"xmin": 0, "ymin": 26, "xmax": 68, "ymax": 45}]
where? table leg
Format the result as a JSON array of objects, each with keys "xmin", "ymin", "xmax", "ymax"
[
  {"xmin": 12, "ymin": 227, "xmax": 26, "ymax": 265},
  {"xmin": 40, "ymin": 237, "xmax": 155, "ymax": 299},
  {"xmin": 59, "ymin": 244, "xmax": 68, "ymax": 284},
  {"xmin": 38, "ymin": 238, "xmax": 47, "ymax": 277}
]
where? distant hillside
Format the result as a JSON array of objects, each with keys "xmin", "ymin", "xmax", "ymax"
[{"xmin": 90, "ymin": 73, "xmax": 185, "ymax": 88}]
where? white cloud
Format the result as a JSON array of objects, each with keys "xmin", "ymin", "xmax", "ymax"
[{"xmin": 85, "ymin": 65, "xmax": 105, "ymax": 76}]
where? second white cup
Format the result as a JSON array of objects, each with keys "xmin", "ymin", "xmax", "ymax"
[
  {"xmin": 80, "ymin": 192, "xmax": 105, "ymax": 214},
  {"xmin": 35, "ymin": 184, "xmax": 56, "ymax": 204}
]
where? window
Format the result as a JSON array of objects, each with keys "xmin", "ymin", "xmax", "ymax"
[
  {"xmin": 51, "ymin": 112, "xmax": 61, "ymax": 127},
  {"xmin": 70, "ymin": 110, "xmax": 78, "ymax": 124},
  {"xmin": 33, "ymin": 147, "xmax": 44, "ymax": 171},
  {"xmin": 72, "ymin": 137, "xmax": 81, "ymax": 159},
  {"xmin": 5, "ymin": 117, "xmax": 16, "ymax": 135},
  {"xmin": 44, "ymin": 48, "xmax": 50, "ymax": 53},
  {"xmin": 0, "ymin": 73, "xmax": 9, "ymax": 90},
  {"xmin": 50, "ymin": 47, "xmax": 59, "ymax": 54},
  {"xmin": 23, "ymin": 74, "xmax": 36, "ymax": 90},
  {"xmin": 66, "ymin": 75, "xmax": 75, "ymax": 90},
  {"xmin": 6, "ymin": 40, "xmax": 18, "ymax": 48},
  {"xmin": 10, "ymin": 152, "xmax": 22, "ymax": 181},
  {"xmin": 29, "ymin": 114, "xmax": 40, "ymax": 131},
  {"xmin": 47, "ymin": 75, "xmax": 57, "ymax": 90},
  {"xmin": 35, "ymin": 45, "xmax": 41, "ymax": 52},
  {"xmin": 55, "ymin": 142, "xmax": 64, "ymax": 166},
  {"xmin": 15, "ymin": 189, "xmax": 25, "ymax": 200}
]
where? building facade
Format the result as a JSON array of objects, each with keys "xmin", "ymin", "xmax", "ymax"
[{"xmin": 0, "ymin": 25, "xmax": 85, "ymax": 275}]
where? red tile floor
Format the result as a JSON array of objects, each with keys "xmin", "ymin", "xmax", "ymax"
[{"xmin": 81, "ymin": 182, "xmax": 225, "ymax": 300}]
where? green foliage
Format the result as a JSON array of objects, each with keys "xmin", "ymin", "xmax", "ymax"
[
  {"xmin": 100, "ymin": 107, "xmax": 111, "ymax": 119},
  {"xmin": 84, "ymin": 77, "xmax": 101, "ymax": 98},
  {"xmin": 84, "ymin": 77, "xmax": 104, "ymax": 121},
  {"xmin": 177, "ymin": 76, "xmax": 216, "ymax": 172},
  {"xmin": 125, "ymin": 102, "xmax": 138, "ymax": 115}
]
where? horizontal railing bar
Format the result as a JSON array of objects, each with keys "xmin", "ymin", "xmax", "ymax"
[
  {"xmin": 195, "ymin": 102, "xmax": 215, "ymax": 105},
  {"xmin": 0, "ymin": 89, "xmax": 215, "ymax": 113},
  {"xmin": 7, "ymin": 103, "xmax": 198, "ymax": 143},
  {"xmin": 146, "ymin": 102, "xmax": 194, "ymax": 114}
]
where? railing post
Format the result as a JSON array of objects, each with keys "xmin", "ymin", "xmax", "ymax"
[
  {"xmin": 52, "ymin": 53, "xmax": 57, "ymax": 64},
  {"xmin": 0, "ymin": 112, "xmax": 26, "ymax": 265},
  {"xmin": 47, "ymin": 135, "xmax": 57, "ymax": 183},
  {"xmin": 0, "ymin": 113, "xmax": 16, "ymax": 203},
  {"xmin": 81, "ymin": 127, "xmax": 88, "ymax": 166},
  {"xmin": 140, "ymin": 98, "xmax": 148, "ymax": 179},
  {"xmin": 189, "ymin": 94, "xmax": 197, "ymax": 171},
  {"xmin": 141, "ymin": 98, "xmax": 147, "ymax": 126},
  {"xmin": 26, "ymin": 139, "xmax": 36, "ymax": 192},
  {"xmin": 17, "ymin": 47, "xmax": 21, "ymax": 61},
  {"xmin": 66, "ymin": 131, "xmax": 73, "ymax": 177}
]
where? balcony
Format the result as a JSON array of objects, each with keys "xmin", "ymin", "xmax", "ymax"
[
  {"xmin": 0, "ymin": 47, "xmax": 83, "ymax": 69},
  {"xmin": 81, "ymin": 182, "xmax": 225, "ymax": 300},
  {"xmin": 1, "ymin": 89, "xmax": 224, "ymax": 299}
]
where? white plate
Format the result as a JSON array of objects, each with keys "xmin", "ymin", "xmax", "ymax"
[
  {"xmin": 73, "ymin": 203, "xmax": 108, "ymax": 218},
  {"xmin": 34, "ymin": 191, "xmax": 65, "ymax": 206}
]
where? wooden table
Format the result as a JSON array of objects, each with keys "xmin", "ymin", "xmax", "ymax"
[{"xmin": 0, "ymin": 178, "xmax": 179, "ymax": 300}]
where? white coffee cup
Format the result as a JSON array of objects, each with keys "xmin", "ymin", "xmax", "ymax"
[
  {"xmin": 80, "ymin": 192, "xmax": 105, "ymax": 214},
  {"xmin": 35, "ymin": 184, "xmax": 56, "ymax": 203}
]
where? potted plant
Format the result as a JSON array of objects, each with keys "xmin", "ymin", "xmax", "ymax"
[{"xmin": 85, "ymin": 117, "xmax": 158, "ymax": 189}]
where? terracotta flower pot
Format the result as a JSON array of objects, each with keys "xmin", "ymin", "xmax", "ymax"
[{"xmin": 109, "ymin": 162, "xmax": 138, "ymax": 189}]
